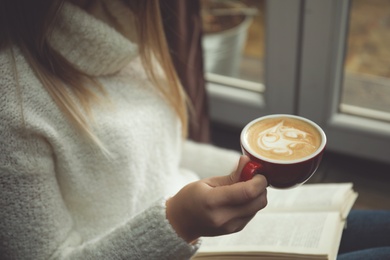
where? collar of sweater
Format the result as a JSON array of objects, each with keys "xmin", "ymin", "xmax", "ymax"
[{"xmin": 49, "ymin": 1, "xmax": 138, "ymax": 76}]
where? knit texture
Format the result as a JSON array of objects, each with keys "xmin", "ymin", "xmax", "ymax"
[{"xmin": 0, "ymin": 1, "xmax": 241, "ymax": 259}]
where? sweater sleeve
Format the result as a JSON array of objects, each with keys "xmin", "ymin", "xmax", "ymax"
[
  {"xmin": 54, "ymin": 198, "xmax": 200, "ymax": 260},
  {"xmin": 0, "ymin": 82, "xmax": 198, "ymax": 260},
  {"xmin": 0, "ymin": 127, "xmax": 198, "ymax": 260},
  {"xmin": 180, "ymin": 140, "xmax": 242, "ymax": 179},
  {"xmin": 0, "ymin": 119, "xmax": 199, "ymax": 260}
]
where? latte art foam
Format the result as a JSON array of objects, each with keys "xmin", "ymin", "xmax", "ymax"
[
  {"xmin": 257, "ymin": 121, "xmax": 316, "ymax": 156},
  {"xmin": 245, "ymin": 117, "xmax": 322, "ymax": 161}
]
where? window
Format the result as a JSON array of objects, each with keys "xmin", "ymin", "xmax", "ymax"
[
  {"xmin": 299, "ymin": 0, "xmax": 390, "ymax": 163},
  {"xmin": 204, "ymin": 0, "xmax": 303, "ymax": 126},
  {"xmin": 206, "ymin": 0, "xmax": 390, "ymax": 164},
  {"xmin": 201, "ymin": 0, "xmax": 265, "ymax": 85},
  {"xmin": 341, "ymin": 0, "xmax": 390, "ymax": 122}
]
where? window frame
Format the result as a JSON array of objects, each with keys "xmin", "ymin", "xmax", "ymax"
[
  {"xmin": 207, "ymin": 0, "xmax": 303, "ymax": 126},
  {"xmin": 298, "ymin": 0, "xmax": 390, "ymax": 163},
  {"xmin": 207, "ymin": 0, "xmax": 390, "ymax": 164}
]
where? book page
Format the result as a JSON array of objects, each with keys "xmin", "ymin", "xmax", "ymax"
[
  {"xmin": 263, "ymin": 183, "xmax": 357, "ymax": 217},
  {"xmin": 196, "ymin": 212, "xmax": 344, "ymax": 260}
]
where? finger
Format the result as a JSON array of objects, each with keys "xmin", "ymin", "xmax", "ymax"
[
  {"xmin": 206, "ymin": 155, "xmax": 251, "ymax": 187},
  {"xmin": 200, "ymin": 214, "xmax": 256, "ymax": 237},
  {"xmin": 230, "ymin": 155, "xmax": 251, "ymax": 183},
  {"xmin": 217, "ymin": 189, "xmax": 267, "ymax": 231},
  {"xmin": 209, "ymin": 174, "xmax": 268, "ymax": 206},
  {"xmin": 233, "ymin": 188, "xmax": 268, "ymax": 218},
  {"xmin": 222, "ymin": 186, "xmax": 267, "ymax": 219},
  {"xmin": 220, "ymin": 214, "xmax": 257, "ymax": 236}
]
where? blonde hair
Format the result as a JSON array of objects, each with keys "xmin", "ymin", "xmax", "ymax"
[
  {"xmin": 132, "ymin": 1, "xmax": 189, "ymax": 136},
  {"xmin": 0, "ymin": 0, "xmax": 188, "ymax": 148}
]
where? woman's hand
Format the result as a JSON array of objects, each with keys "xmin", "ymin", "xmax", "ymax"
[{"xmin": 166, "ymin": 155, "xmax": 268, "ymax": 243}]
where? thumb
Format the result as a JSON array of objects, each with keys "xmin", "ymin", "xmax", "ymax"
[
  {"xmin": 230, "ymin": 155, "xmax": 251, "ymax": 183},
  {"xmin": 205, "ymin": 155, "xmax": 251, "ymax": 187}
]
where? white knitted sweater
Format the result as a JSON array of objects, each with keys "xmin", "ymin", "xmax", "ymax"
[{"xmin": 0, "ymin": 2, "xmax": 240, "ymax": 259}]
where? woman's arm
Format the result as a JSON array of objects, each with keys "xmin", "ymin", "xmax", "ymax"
[
  {"xmin": 0, "ymin": 85, "xmax": 198, "ymax": 260},
  {"xmin": 0, "ymin": 132, "xmax": 198, "ymax": 260}
]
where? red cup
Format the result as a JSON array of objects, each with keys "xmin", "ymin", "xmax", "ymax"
[{"xmin": 240, "ymin": 114, "xmax": 327, "ymax": 189}]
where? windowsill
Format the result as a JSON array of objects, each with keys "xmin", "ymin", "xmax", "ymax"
[
  {"xmin": 329, "ymin": 113, "xmax": 390, "ymax": 137},
  {"xmin": 206, "ymin": 81, "xmax": 265, "ymax": 127}
]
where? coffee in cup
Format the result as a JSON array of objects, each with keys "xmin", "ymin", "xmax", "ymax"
[{"xmin": 240, "ymin": 114, "xmax": 326, "ymax": 188}]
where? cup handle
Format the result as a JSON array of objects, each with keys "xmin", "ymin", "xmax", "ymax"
[{"xmin": 240, "ymin": 161, "xmax": 264, "ymax": 182}]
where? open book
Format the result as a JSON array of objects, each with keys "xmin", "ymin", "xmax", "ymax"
[{"xmin": 192, "ymin": 183, "xmax": 358, "ymax": 260}]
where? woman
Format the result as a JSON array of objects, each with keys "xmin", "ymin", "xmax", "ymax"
[
  {"xmin": 0, "ymin": 0, "xmax": 268, "ymax": 259},
  {"xmin": 2, "ymin": 1, "xmax": 390, "ymax": 260}
]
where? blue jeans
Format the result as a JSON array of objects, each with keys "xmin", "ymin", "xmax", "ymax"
[{"xmin": 337, "ymin": 210, "xmax": 390, "ymax": 260}]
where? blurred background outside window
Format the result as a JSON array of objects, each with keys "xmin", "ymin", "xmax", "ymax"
[
  {"xmin": 200, "ymin": 0, "xmax": 265, "ymax": 92},
  {"xmin": 201, "ymin": 0, "xmax": 390, "ymax": 163},
  {"xmin": 341, "ymin": 0, "xmax": 390, "ymax": 122},
  {"xmin": 200, "ymin": 0, "xmax": 390, "ymax": 123}
]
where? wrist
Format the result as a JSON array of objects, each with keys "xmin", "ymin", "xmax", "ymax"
[{"xmin": 166, "ymin": 196, "xmax": 199, "ymax": 243}]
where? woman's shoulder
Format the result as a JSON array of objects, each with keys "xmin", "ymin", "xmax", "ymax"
[
  {"xmin": 0, "ymin": 47, "xmax": 25, "ymax": 119},
  {"xmin": 0, "ymin": 46, "xmax": 27, "ymax": 69},
  {"xmin": 0, "ymin": 46, "xmax": 58, "ymax": 127},
  {"xmin": 0, "ymin": 47, "xmax": 18, "ymax": 87},
  {"xmin": 0, "ymin": 46, "xmax": 34, "ymax": 95}
]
